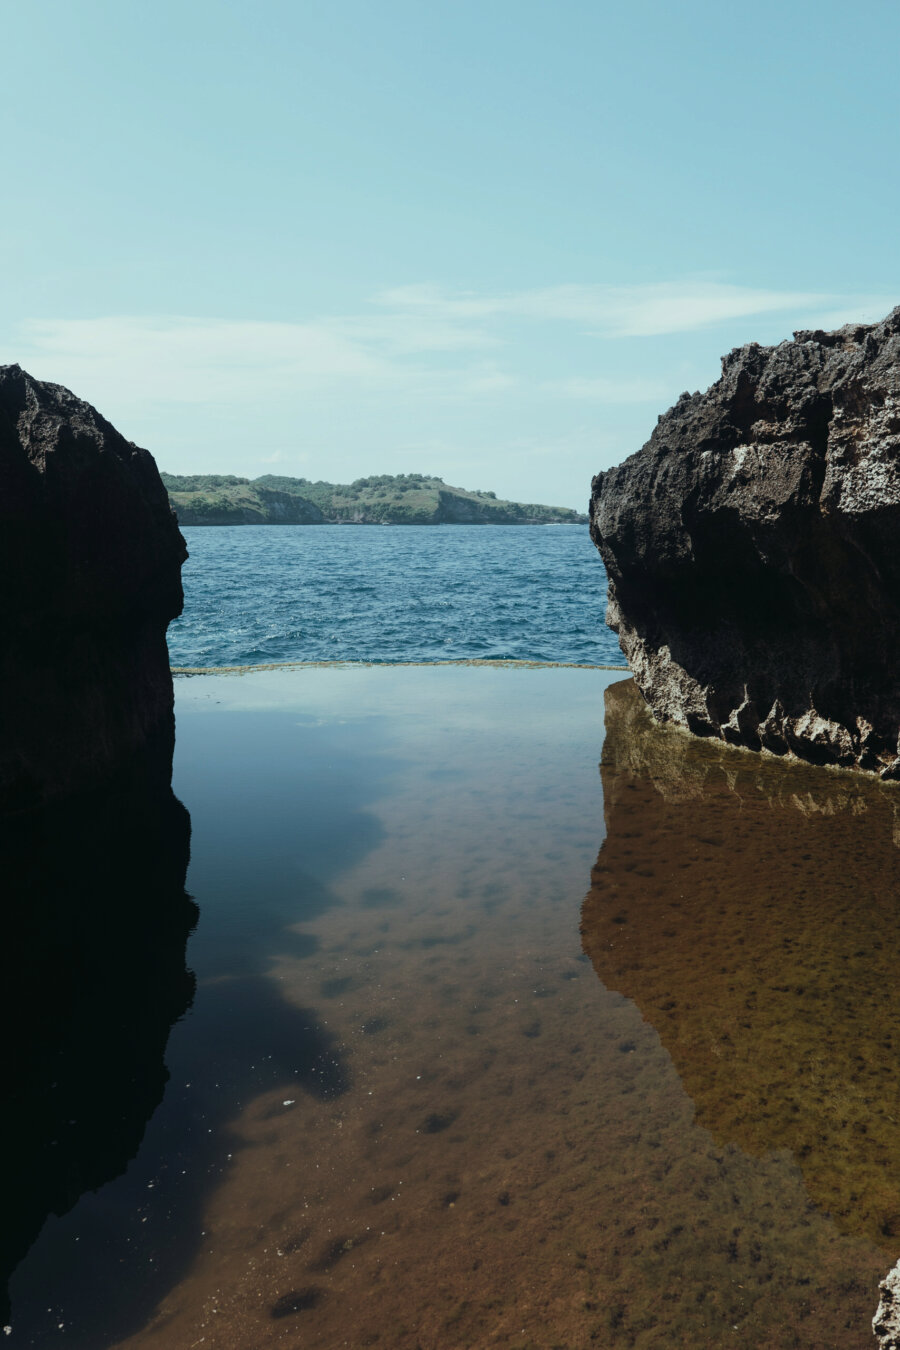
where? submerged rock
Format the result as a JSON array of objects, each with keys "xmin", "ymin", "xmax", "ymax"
[
  {"xmin": 875, "ymin": 1261, "xmax": 900, "ymax": 1348},
  {"xmin": 0, "ymin": 365, "xmax": 186, "ymax": 811},
  {"xmin": 590, "ymin": 307, "xmax": 900, "ymax": 776}
]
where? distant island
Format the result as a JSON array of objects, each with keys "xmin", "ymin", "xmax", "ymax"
[{"xmin": 160, "ymin": 472, "xmax": 588, "ymax": 526}]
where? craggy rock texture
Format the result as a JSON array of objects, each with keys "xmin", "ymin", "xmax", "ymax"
[
  {"xmin": 0, "ymin": 365, "xmax": 186, "ymax": 811},
  {"xmin": 874, "ymin": 1261, "xmax": 900, "ymax": 1348},
  {"xmin": 590, "ymin": 307, "xmax": 900, "ymax": 776}
]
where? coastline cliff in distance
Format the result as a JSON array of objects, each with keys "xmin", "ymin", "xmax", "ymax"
[{"xmin": 162, "ymin": 471, "xmax": 588, "ymax": 526}]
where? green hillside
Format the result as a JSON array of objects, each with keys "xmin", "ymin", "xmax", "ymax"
[{"xmin": 161, "ymin": 472, "xmax": 587, "ymax": 526}]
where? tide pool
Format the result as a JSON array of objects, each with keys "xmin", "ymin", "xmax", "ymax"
[{"xmin": 5, "ymin": 667, "xmax": 893, "ymax": 1348}]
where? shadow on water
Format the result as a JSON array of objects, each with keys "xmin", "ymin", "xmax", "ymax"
[
  {"xmin": 582, "ymin": 678, "xmax": 900, "ymax": 1249},
  {"xmin": 6, "ymin": 705, "xmax": 394, "ymax": 1347},
  {"xmin": 0, "ymin": 751, "xmax": 197, "ymax": 1330}
]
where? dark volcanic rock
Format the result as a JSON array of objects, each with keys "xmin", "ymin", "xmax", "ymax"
[
  {"xmin": 590, "ymin": 307, "xmax": 900, "ymax": 776},
  {"xmin": 0, "ymin": 365, "xmax": 186, "ymax": 811}
]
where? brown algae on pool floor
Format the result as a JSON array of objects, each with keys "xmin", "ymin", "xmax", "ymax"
[
  {"xmin": 13, "ymin": 667, "xmax": 893, "ymax": 1348},
  {"xmin": 126, "ymin": 670, "xmax": 893, "ymax": 1347},
  {"xmin": 582, "ymin": 680, "xmax": 900, "ymax": 1252}
]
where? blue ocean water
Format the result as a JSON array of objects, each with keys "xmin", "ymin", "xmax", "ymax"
[{"xmin": 168, "ymin": 524, "xmax": 625, "ymax": 667}]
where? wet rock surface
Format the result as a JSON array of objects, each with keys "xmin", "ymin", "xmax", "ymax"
[
  {"xmin": 590, "ymin": 307, "xmax": 900, "ymax": 775},
  {"xmin": 874, "ymin": 1261, "xmax": 900, "ymax": 1348},
  {"xmin": 0, "ymin": 365, "xmax": 186, "ymax": 811}
]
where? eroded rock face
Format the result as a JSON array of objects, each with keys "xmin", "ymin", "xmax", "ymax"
[
  {"xmin": 590, "ymin": 307, "xmax": 900, "ymax": 776},
  {"xmin": 0, "ymin": 365, "xmax": 186, "ymax": 811}
]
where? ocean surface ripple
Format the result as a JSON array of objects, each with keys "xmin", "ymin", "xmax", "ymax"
[{"xmin": 168, "ymin": 524, "xmax": 624, "ymax": 667}]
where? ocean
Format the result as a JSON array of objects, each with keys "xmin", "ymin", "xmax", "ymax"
[{"xmin": 167, "ymin": 523, "xmax": 625, "ymax": 667}]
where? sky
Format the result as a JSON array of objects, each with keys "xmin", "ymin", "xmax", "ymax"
[{"xmin": 2, "ymin": 0, "xmax": 899, "ymax": 510}]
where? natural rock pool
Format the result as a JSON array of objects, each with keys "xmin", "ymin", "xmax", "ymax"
[{"xmin": 6, "ymin": 667, "xmax": 896, "ymax": 1347}]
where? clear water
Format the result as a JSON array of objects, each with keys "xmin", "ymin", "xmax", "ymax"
[
  {"xmin": 168, "ymin": 524, "xmax": 624, "ymax": 667},
  {"xmin": 6, "ymin": 667, "xmax": 895, "ymax": 1349}
]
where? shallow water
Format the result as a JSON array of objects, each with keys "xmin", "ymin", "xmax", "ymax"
[
  {"xmin": 6, "ymin": 669, "xmax": 898, "ymax": 1348},
  {"xmin": 168, "ymin": 524, "xmax": 622, "ymax": 667}
]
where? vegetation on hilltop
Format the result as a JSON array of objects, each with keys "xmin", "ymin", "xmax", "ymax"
[
  {"xmin": 159, "ymin": 473, "xmax": 322, "ymax": 525},
  {"xmin": 161, "ymin": 472, "xmax": 587, "ymax": 526}
]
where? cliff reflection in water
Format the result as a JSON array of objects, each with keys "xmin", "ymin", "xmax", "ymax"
[
  {"xmin": 0, "ymin": 761, "xmax": 197, "ymax": 1324},
  {"xmin": 582, "ymin": 678, "xmax": 900, "ymax": 1249}
]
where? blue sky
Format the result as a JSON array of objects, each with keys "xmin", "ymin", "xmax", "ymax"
[{"xmin": 2, "ymin": 0, "xmax": 898, "ymax": 509}]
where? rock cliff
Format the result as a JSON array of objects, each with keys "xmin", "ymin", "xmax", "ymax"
[
  {"xmin": 590, "ymin": 307, "xmax": 900, "ymax": 776},
  {"xmin": 164, "ymin": 471, "xmax": 588, "ymax": 526},
  {"xmin": 0, "ymin": 365, "xmax": 186, "ymax": 811},
  {"xmin": 172, "ymin": 484, "xmax": 325, "ymax": 526}
]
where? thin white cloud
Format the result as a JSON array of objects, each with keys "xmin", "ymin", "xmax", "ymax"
[
  {"xmin": 3, "ymin": 282, "xmax": 894, "ymax": 437},
  {"xmin": 375, "ymin": 280, "xmax": 892, "ymax": 338},
  {"xmin": 4, "ymin": 309, "xmax": 501, "ymax": 413},
  {"xmin": 545, "ymin": 376, "xmax": 675, "ymax": 403},
  {"xmin": 14, "ymin": 315, "xmax": 396, "ymax": 404},
  {"xmin": 338, "ymin": 310, "xmax": 497, "ymax": 354},
  {"xmin": 454, "ymin": 368, "xmax": 518, "ymax": 395},
  {"xmin": 789, "ymin": 302, "xmax": 899, "ymax": 332}
]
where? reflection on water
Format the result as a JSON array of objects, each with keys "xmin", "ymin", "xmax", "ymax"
[
  {"xmin": 5, "ymin": 669, "xmax": 896, "ymax": 1348},
  {"xmin": 582, "ymin": 679, "xmax": 900, "ymax": 1250},
  {"xmin": 0, "ymin": 761, "xmax": 196, "ymax": 1329}
]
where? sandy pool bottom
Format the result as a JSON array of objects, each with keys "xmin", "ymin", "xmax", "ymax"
[{"xmin": 16, "ymin": 667, "xmax": 895, "ymax": 1349}]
